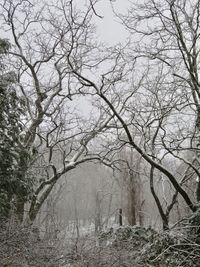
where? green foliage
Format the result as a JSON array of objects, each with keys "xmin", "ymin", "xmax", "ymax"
[{"xmin": 0, "ymin": 38, "xmax": 31, "ymax": 219}]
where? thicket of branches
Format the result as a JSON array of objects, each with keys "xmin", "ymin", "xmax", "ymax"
[{"xmin": 1, "ymin": 0, "xmax": 200, "ymax": 250}]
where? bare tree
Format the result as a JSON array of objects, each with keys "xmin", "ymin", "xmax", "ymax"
[
  {"xmin": 0, "ymin": 0, "xmax": 114, "ymax": 223},
  {"xmin": 118, "ymin": 0, "xmax": 200, "ymax": 199},
  {"xmin": 3, "ymin": 0, "xmax": 200, "ymax": 230},
  {"xmin": 66, "ymin": 0, "xmax": 200, "ymax": 227},
  {"xmin": 115, "ymin": 148, "xmax": 144, "ymax": 226},
  {"xmin": 99, "ymin": 0, "xmax": 200, "ymax": 227}
]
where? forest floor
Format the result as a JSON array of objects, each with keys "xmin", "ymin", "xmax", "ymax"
[
  {"xmin": 1, "ymin": 221, "xmax": 200, "ymax": 267},
  {"xmin": 65, "ymin": 225, "xmax": 200, "ymax": 267}
]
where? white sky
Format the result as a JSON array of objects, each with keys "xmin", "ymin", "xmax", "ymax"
[{"xmin": 94, "ymin": 0, "xmax": 130, "ymax": 44}]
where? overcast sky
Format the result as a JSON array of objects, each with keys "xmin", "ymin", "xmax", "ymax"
[{"xmin": 93, "ymin": 0, "xmax": 130, "ymax": 44}]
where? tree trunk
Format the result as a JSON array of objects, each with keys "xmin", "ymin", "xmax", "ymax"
[
  {"xmin": 119, "ymin": 208, "xmax": 123, "ymax": 226},
  {"xmin": 150, "ymin": 166, "xmax": 169, "ymax": 231},
  {"xmin": 195, "ymin": 109, "xmax": 200, "ymax": 203},
  {"xmin": 197, "ymin": 181, "xmax": 200, "ymax": 202},
  {"xmin": 15, "ymin": 197, "xmax": 25, "ymax": 223},
  {"xmin": 95, "ymin": 192, "xmax": 102, "ymax": 233},
  {"xmin": 127, "ymin": 170, "xmax": 136, "ymax": 226}
]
